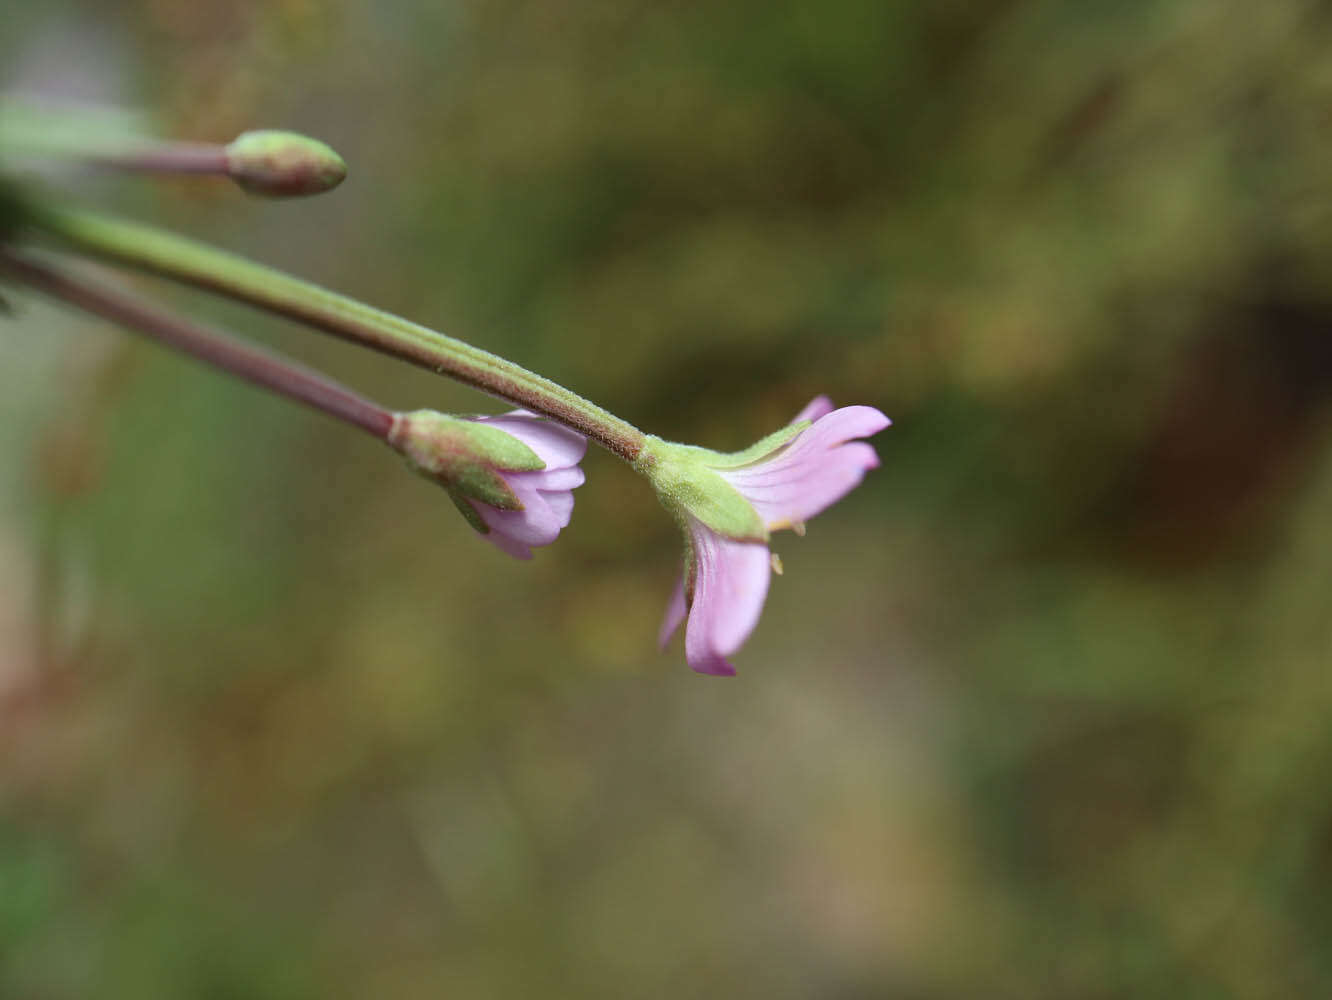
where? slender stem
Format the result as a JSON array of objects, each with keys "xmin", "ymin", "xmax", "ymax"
[
  {"xmin": 0, "ymin": 249, "xmax": 395, "ymax": 439},
  {"xmin": 88, "ymin": 143, "xmax": 230, "ymax": 176},
  {"xmin": 23, "ymin": 201, "xmax": 648, "ymax": 461}
]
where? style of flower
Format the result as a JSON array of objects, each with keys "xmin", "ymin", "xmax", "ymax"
[
  {"xmin": 389, "ymin": 408, "xmax": 586, "ymax": 559},
  {"xmin": 649, "ymin": 396, "xmax": 889, "ymax": 675}
]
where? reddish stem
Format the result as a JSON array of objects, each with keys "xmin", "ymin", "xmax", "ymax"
[
  {"xmin": 89, "ymin": 143, "xmax": 230, "ymax": 176},
  {"xmin": 0, "ymin": 250, "xmax": 395, "ymax": 439}
]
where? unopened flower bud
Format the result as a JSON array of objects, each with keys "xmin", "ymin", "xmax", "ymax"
[
  {"xmin": 224, "ymin": 130, "xmax": 347, "ymax": 197},
  {"xmin": 389, "ymin": 409, "xmax": 588, "ymax": 559}
]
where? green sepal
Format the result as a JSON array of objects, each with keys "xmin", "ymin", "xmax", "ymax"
[
  {"xmin": 390, "ymin": 410, "xmax": 545, "ymax": 512},
  {"xmin": 697, "ymin": 420, "xmax": 809, "ymax": 469},
  {"xmin": 639, "ymin": 437, "xmax": 767, "ymax": 543},
  {"xmin": 446, "ymin": 488, "xmax": 491, "ymax": 534},
  {"xmin": 453, "ymin": 419, "xmax": 547, "ymax": 472}
]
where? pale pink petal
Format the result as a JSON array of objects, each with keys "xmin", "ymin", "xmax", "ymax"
[
  {"xmin": 532, "ymin": 466, "xmax": 585, "ymax": 492},
  {"xmin": 724, "ymin": 441, "xmax": 881, "ymax": 527},
  {"xmin": 540, "ymin": 488, "xmax": 575, "ymax": 527},
  {"xmin": 461, "ymin": 417, "xmax": 587, "ymax": 559},
  {"xmin": 658, "ymin": 576, "xmax": 687, "ymax": 649},
  {"xmin": 793, "ymin": 394, "xmax": 835, "ymax": 424},
  {"xmin": 477, "ymin": 413, "xmax": 587, "ymax": 468},
  {"xmin": 721, "ymin": 405, "xmax": 888, "ymax": 528},
  {"xmin": 468, "ymin": 502, "xmax": 534, "ymax": 560},
  {"xmin": 781, "ymin": 405, "xmax": 890, "ymax": 456},
  {"xmin": 476, "ymin": 507, "xmax": 553, "ymax": 549},
  {"xmin": 683, "ymin": 521, "xmax": 770, "ymax": 676},
  {"xmin": 476, "ymin": 473, "xmax": 564, "ymax": 546}
]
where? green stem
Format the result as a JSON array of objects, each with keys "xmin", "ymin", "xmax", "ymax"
[{"xmin": 21, "ymin": 200, "xmax": 647, "ymax": 461}]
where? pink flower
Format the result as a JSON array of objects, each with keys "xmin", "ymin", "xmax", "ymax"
[
  {"xmin": 389, "ymin": 409, "xmax": 586, "ymax": 560},
  {"xmin": 656, "ymin": 396, "xmax": 889, "ymax": 675},
  {"xmin": 463, "ymin": 411, "xmax": 587, "ymax": 560}
]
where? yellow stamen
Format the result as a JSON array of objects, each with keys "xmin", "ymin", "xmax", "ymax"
[{"xmin": 770, "ymin": 552, "xmax": 784, "ymax": 575}]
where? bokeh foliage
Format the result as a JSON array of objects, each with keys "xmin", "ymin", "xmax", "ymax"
[{"xmin": 4, "ymin": 0, "xmax": 1332, "ymax": 996}]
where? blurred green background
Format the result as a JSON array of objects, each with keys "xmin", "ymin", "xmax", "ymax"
[{"xmin": 4, "ymin": 0, "xmax": 1332, "ymax": 996}]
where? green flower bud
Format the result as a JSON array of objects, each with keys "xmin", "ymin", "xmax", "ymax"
[{"xmin": 224, "ymin": 130, "xmax": 347, "ymax": 197}]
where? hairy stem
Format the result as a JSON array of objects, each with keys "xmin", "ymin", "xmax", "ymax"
[
  {"xmin": 23, "ymin": 201, "xmax": 647, "ymax": 460},
  {"xmin": 0, "ymin": 249, "xmax": 395, "ymax": 439}
]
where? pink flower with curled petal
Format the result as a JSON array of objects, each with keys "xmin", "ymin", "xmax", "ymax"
[
  {"xmin": 463, "ymin": 410, "xmax": 587, "ymax": 559},
  {"xmin": 389, "ymin": 408, "xmax": 586, "ymax": 560},
  {"xmin": 648, "ymin": 396, "xmax": 889, "ymax": 675}
]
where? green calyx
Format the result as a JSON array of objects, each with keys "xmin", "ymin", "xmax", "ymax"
[
  {"xmin": 636, "ymin": 437, "xmax": 767, "ymax": 543},
  {"xmin": 224, "ymin": 130, "xmax": 347, "ymax": 197},
  {"xmin": 389, "ymin": 410, "xmax": 545, "ymax": 517},
  {"xmin": 634, "ymin": 417, "xmax": 813, "ymax": 541}
]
